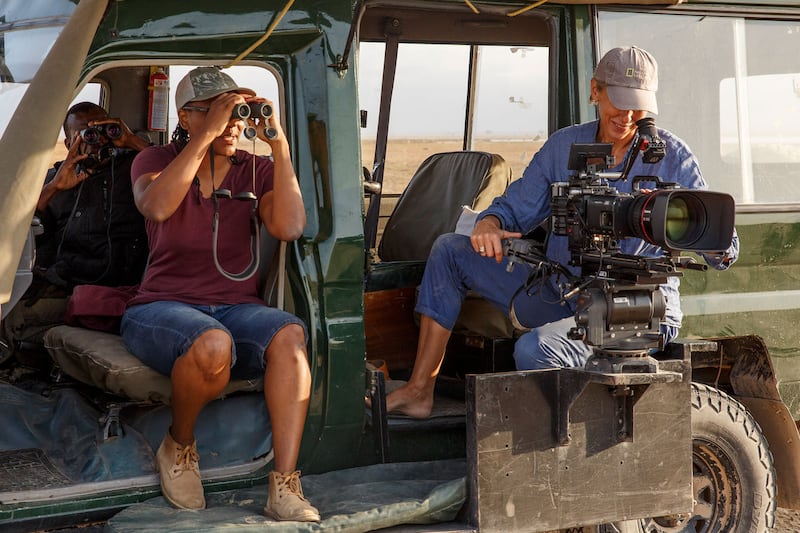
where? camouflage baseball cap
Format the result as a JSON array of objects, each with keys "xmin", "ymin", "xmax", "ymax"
[
  {"xmin": 594, "ymin": 46, "xmax": 658, "ymax": 114},
  {"xmin": 175, "ymin": 67, "xmax": 255, "ymax": 109}
]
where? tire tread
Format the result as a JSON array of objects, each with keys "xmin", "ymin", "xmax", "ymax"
[{"xmin": 691, "ymin": 382, "xmax": 777, "ymax": 530}]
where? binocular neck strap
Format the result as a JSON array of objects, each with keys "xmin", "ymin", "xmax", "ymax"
[{"xmin": 208, "ymin": 144, "xmax": 261, "ymax": 282}]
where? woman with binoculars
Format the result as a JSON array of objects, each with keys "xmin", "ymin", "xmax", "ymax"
[{"xmin": 120, "ymin": 67, "xmax": 319, "ymax": 522}]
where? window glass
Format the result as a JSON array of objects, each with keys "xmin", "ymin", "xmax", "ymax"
[
  {"xmin": 0, "ymin": 3, "xmax": 75, "ymax": 139},
  {"xmin": 359, "ymin": 42, "xmax": 548, "ymax": 195},
  {"xmin": 472, "ymin": 45, "xmax": 548, "ymax": 181},
  {"xmin": 359, "ymin": 43, "xmax": 470, "ymax": 195},
  {"xmin": 598, "ymin": 11, "xmax": 800, "ymax": 205}
]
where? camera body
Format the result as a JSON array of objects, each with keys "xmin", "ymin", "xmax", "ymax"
[
  {"xmin": 506, "ymin": 118, "xmax": 736, "ymax": 360},
  {"xmin": 551, "ymin": 154, "xmax": 735, "ymax": 263},
  {"xmin": 76, "ymin": 146, "xmax": 130, "ymax": 174}
]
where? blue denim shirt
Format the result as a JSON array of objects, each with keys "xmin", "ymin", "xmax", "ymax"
[{"xmin": 479, "ymin": 120, "xmax": 740, "ymax": 328}]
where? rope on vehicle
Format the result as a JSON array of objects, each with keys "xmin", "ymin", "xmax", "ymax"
[
  {"xmin": 225, "ymin": 0, "xmax": 295, "ymax": 68},
  {"xmin": 507, "ymin": 0, "xmax": 550, "ymax": 16}
]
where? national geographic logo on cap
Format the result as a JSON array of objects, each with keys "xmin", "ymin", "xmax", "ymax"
[{"xmin": 594, "ymin": 46, "xmax": 659, "ymax": 114}]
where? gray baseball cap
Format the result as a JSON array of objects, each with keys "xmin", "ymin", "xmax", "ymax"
[
  {"xmin": 175, "ymin": 67, "xmax": 255, "ymax": 109},
  {"xmin": 594, "ymin": 46, "xmax": 658, "ymax": 114}
]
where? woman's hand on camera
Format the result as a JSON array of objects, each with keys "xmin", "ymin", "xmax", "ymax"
[{"xmin": 471, "ymin": 216, "xmax": 522, "ymax": 263}]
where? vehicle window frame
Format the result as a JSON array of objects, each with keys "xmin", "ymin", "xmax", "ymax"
[{"xmin": 596, "ymin": 6, "xmax": 800, "ymax": 212}]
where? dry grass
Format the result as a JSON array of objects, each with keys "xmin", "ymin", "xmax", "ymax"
[
  {"xmin": 362, "ymin": 138, "xmax": 544, "ymax": 194},
  {"xmin": 51, "ymin": 143, "xmax": 68, "ymax": 165},
  {"xmin": 50, "ymin": 137, "xmax": 545, "ymax": 196}
]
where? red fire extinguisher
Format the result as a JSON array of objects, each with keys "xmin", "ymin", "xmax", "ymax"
[{"xmin": 147, "ymin": 66, "xmax": 169, "ymax": 131}]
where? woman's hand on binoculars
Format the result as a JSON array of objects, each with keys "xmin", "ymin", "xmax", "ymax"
[{"xmin": 202, "ymin": 92, "xmax": 248, "ymax": 139}]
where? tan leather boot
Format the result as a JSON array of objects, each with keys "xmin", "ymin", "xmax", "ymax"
[
  {"xmin": 156, "ymin": 431, "xmax": 205, "ymax": 510},
  {"xmin": 264, "ymin": 470, "xmax": 320, "ymax": 522}
]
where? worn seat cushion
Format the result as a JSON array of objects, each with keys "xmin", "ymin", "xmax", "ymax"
[{"xmin": 44, "ymin": 325, "xmax": 262, "ymax": 404}]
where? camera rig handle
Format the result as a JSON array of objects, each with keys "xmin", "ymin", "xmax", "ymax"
[{"xmin": 618, "ymin": 116, "xmax": 666, "ymax": 183}]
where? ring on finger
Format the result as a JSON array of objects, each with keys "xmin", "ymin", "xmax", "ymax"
[{"xmin": 479, "ymin": 246, "xmax": 486, "ymax": 254}]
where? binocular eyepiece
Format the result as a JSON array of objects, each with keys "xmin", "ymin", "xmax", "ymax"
[
  {"xmin": 80, "ymin": 123, "xmax": 123, "ymax": 145},
  {"xmin": 231, "ymin": 102, "xmax": 273, "ymax": 121}
]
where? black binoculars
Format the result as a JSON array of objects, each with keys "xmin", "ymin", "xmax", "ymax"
[
  {"xmin": 231, "ymin": 102, "xmax": 273, "ymax": 120},
  {"xmin": 80, "ymin": 123, "xmax": 123, "ymax": 145}
]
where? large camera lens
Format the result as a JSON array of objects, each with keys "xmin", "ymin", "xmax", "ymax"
[
  {"xmin": 624, "ymin": 190, "xmax": 735, "ymax": 251},
  {"xmin": 665, "ymin": 197, "xmax": 692, "ymax": 242}
]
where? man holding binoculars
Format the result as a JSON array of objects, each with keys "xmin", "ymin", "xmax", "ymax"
[{"xmin": 1, "ymin": 102, "xmax": 150, "ymax": 363}]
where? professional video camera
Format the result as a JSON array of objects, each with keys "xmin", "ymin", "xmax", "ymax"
[{"xmin": 504, "ymin": 117, "xmax": 735, "ymax": 371}]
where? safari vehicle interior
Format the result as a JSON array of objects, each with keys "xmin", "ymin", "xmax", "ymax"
[
  {"xmin": 1, "ymin": 60, "xmax": 302, "ymax": 503},
  {"xmin": 0, "ymin": 1, "xmax": 554, "ymax": 518},
  {"xmin": 3, "ymin": 0, "xmax": 800, "ymax": 530}
]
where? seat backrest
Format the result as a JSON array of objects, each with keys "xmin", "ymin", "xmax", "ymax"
[
  {"xmin": 258, "ymin": 228, "xmax": 286, "ymax": 309},
  {"xmin": 377, "ymin": 151, "xmax": 511, "ymax": 262}
]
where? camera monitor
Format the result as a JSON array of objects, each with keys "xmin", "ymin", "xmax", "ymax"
[{"xmin": 567, "ymin": 143, "xmax": 613, "ymax": 171}]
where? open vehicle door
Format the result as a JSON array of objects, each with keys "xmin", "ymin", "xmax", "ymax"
[{"xmin": 0, "ymin": 0, "xmax": 108, "ymax": 306}]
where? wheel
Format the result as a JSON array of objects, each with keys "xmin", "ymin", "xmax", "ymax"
[{"xmin": 611, "ymin": 382, "xmax": 777, "ymax": 533}]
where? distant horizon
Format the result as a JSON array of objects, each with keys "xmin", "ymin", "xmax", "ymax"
[{"xmin": 362, "ymin": 134, "xmax": 547, "ymax": 142}]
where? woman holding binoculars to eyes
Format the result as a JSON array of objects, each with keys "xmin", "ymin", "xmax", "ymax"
[{"xmin": 121, "ymin": 67, "xmax": 319, "ymax": 522}]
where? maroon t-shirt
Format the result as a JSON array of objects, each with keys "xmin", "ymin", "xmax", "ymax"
[{"xmin": 129, "ymin": 143, "xmax": 273, "ymax": 306}]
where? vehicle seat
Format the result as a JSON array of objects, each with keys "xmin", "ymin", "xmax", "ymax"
[
  {"xmin": 377, "ymin": 151, "xmax": 511, "ymax": 263},
  {"xmin": 365, "ymin": 151, "xmax": 526, "ymax": 373},
  {"xmin": 43, "ymin": 230, "xmax": 287, "ymax": 405}
]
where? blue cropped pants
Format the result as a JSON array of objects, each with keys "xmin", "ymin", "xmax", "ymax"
[{"xmin": 415, "ymin": 233, "xmax": 677, "ymax": 370}]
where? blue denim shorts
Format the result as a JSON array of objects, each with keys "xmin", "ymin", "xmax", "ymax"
[{"xmin": 120, "ymin": 301, "xmax": 307, "ymax": 379}]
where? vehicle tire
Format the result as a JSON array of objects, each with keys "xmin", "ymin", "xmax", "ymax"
[{"xmin": 607, "ymin": 382, "xmax": 777, "ymax": 533}]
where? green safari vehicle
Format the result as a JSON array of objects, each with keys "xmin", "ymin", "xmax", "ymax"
[{"xmin": 0, "ymin": 0, "xmax": 799, "ymax": 531}]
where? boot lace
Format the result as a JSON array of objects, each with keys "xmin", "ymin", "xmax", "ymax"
[
  {"xmin": 278, "ymin": 471, "xmax": 309, "ymax": 501},
  {"xmin": 172, "ymin": 443, "xmax": 200, "ymax": 474}
]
